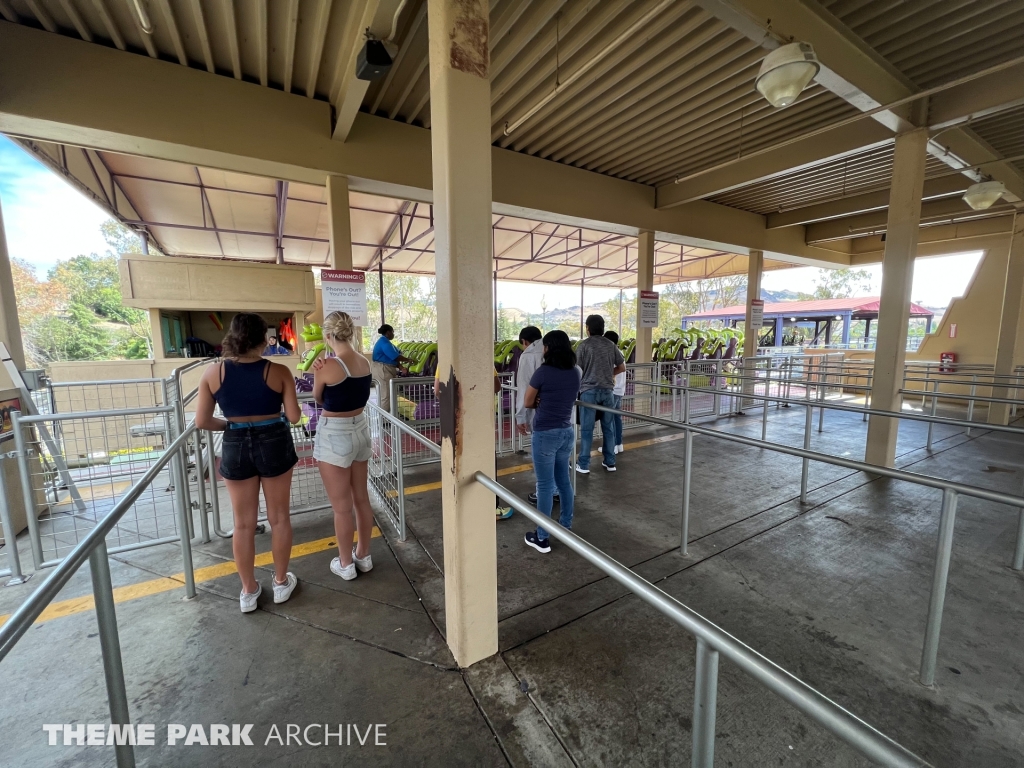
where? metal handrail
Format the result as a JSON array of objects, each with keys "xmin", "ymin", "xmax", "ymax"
[
  {"xmin": 0, "ymin": 422, "xmax": 197, "ymax": 768},
  {"xmin": 633, "ymin": 379, "xmax": 1024, "ymax": 438},
  {"xmin": 576, "ymin": 398, "xmax": 1024, "ymax": 687},
  {"xmin": 475, "ymin": 473, "xmax": 931, "ymax": 768},
  {"xmin": 14, "ymin": 405, "xmax": 175, "ymax": 422},
  {"xmin": 0, "ymin": 423, "xmax": 198, "ymax": 659}
]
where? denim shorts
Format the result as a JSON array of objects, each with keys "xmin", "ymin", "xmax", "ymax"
[
  {"xmin": 220, "ymin": 420, "xmax": 298, "ymax": 481},
  {"xmin": 314, "ymin": 414, "xmax": 373, "ymax": 468}
]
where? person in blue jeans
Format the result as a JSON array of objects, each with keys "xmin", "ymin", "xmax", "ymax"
[
  {"xmin": 576, "ymin": 315, "xmax": 625, "ymax": 473},
  {"xmin": 604, "ymin": 330, "xmax": 625, "ymax": 453},
  {"xmin": 522, "ymin": 331, "xmax": 581, "ymax": 554}
]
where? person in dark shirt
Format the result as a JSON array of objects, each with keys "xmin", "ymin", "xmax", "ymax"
[{"xmin": 522, "ymin": 330, "xmax": 581, "ymax": 554}]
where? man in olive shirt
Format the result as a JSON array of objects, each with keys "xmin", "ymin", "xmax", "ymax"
[{"xmin": 576, "ymin": 314, "xmax": 625, "ymax": 473}]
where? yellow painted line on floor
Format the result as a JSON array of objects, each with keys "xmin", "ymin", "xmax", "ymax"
[
  {"xmin": 402, "ymin": 431, "xmax": 690, "ymax": 496},
  {"xmin": 0, "ymin": 528, "xmax": 383, "ymax": 629},
  {"xmin": 53, "ymin": 479, "xmax": 133, "ymax": 507}
]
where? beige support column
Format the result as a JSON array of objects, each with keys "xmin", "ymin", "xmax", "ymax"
[
  {"xmin": 741, "ymin": 250, "xmax": 764, "ymax": 403},
  {"xmin": 326, "ymin": 174, "xmax": 361, "ymax": 349},
  {"xmin": 149, "ymin": 309, "xmax": 166, "ymax": 360},
  {"xmin": 742, "ymin": 250, "xmax": 764, "ymax": 359},
  {"xmin": 989, "ymin": 210, "xmax": 1024, "ymax": 425},
  {"xmin": 0, "ymin": 198, "xmax": 26, "ymax": 370},
  {"xmin": 428, "ymin": 0, "xmax": 498, "ymax": 667},
  {"xmin": 635, "ymin": 230, "xmax": 655, "ymax": 364},
  {"xmin": 865, "ymin": 128, "xmax": 929, "ymax": 467}
]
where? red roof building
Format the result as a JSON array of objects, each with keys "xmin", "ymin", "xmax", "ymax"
[{"xmin": 681, "ymin": 297, "xmax": 934, "ymax": 347}]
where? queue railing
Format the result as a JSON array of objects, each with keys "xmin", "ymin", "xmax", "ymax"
[
  {"xmin": 0, "ymin": 424, "xmax": 198, "ymax": 768},
  {"xmin": 475, "ymin": 472, "xmax": 931, "ymax": 768},
  {"xmin": 575, "ymin": 394, "xmax": 1024, "ymax": 686}
]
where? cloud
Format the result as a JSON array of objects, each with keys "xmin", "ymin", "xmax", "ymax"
[{"xmin": 0, "ymin": 136, "xmax": 111, "ymax": 279}]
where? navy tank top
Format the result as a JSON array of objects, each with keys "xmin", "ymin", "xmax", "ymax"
[
  {"xmin": 321, "ymin": 358, "xmax": 372, "ymax": 412},
  {"xmin": 213, "ymin": 360, "xmax": 284, "ymax": 418}
]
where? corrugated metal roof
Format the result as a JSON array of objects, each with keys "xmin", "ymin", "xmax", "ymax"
[
  {"xmin": 821, "ymin": 0, "xmax": 1024, "ymax": 88},
  {"xmin": 708, "ymin": 144, "xmax": 953, "ymax": 215},
  {"xmin": 684, "ymin": 296, "xmax": 934, "ymax": 319},
  {"xmin": 969, "ymin": 104, "xmax": 1024, "ymax": 177}
]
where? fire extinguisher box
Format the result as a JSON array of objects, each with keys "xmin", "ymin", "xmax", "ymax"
[{"xmin": 939, "ymin": 352, "xmax": 957, "ymax": 373}]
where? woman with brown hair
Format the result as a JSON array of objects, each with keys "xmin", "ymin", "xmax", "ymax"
[
  {"xmin": 196, "ymin": 312, "xmax": 302, "ymax": 613},
  {"xmin": 312, "ymin": 311, "xmax": 376, "ymax": 580}
]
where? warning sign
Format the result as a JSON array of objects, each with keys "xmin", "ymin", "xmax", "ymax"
[
  {"xmin": 639, "ymin": 290, "xmax": 660, "ymax": 328},
  {"xmin": 321, "ymin": 270, "xmax": 368, "ymax": 325}
]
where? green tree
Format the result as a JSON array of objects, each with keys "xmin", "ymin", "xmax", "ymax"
[
  {"xmin": 13, "ymin": 219, "xmax": 153, "ymax": 365},
  {"xmin": 813, "ymin": 268, "xmax": 872, "ymax": 299}
]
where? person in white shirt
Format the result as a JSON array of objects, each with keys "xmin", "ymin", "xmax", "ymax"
[
  {"xmin": 514, "ymin": 326, "xmax": 558, "ymax": 505},
  {"xmin": 605, "ymin": 331, "xmax": 626, "ymax": 454}
]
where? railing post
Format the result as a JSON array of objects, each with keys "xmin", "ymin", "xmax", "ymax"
[
  {"xmin": 11, "ymin": 411, "xmax": 44, "ymax": 569},
  {"xmin": 396, "ymin": 418, "xmax": 407, "ymax": 542},
  {"xmin": 966, "ymin": 375, "xmax": 977, "ymax": 435},
  {"xmin": 926, "ymin": 379, "xmax": 939, "ymax": 451},
  {"xmin": 681, "ymin": 426, "xmax": 692, "ymax": 557},
  {"xmin": 205, "ymin": 430, "xmax": 231, "ymax": 538},
  {"xmin": 920, "ymin": 488, "xmax": 959, "ymax": 686},
  {"xmin": 691, "ymin": 638, "xmax": 719, "ymax": 768},
  {"xmin": 800, "ymin": 386, "xmax": 812, "ymax": 504},
  {"xmin": 863, "ymin": 372, "xmax": 872, "ymax": 422},
  {"xmin": 167, "ymin": 423, "xmax": 196, "ymax": 599},
  {"xmin": 192, "ymin": 432, "xmax": 211, "ymax": 544},
  {"xmin": 88, "ymin": 540, "xmax": 137, "ymax": 768},
  {"xmin": 817, "ymin": 360, "xmax": 826, "ymax": 433},
  {"xmin": 0, "ymin": 458, "xmax": 28, "ymax": 584},
  {"xmin": 1014, "ymin": 476, "xmax": 1024, "ymax": 572},
  {"xmin": 761, "ymin": 368, "xmax": 769, "ymax": 442},
  {"xmin": 684, "ymin": 365, "xmax": 691, "ymax": 425}
]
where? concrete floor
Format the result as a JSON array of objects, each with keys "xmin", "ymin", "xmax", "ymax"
[{"xmin": 1, "ymin": 403, "xmax": 1023, "ymax": 766}]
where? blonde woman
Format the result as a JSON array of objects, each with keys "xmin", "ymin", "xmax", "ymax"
[
  {"xmin": 312, "ymin": 312, "xmax": 375, "ymax": 580},
  {"xmin": 195, "ymin": 312, "xmax": 301, "ymax": 613}
]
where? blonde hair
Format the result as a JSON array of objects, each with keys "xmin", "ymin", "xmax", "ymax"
[{"xmin": 322, "ymin": 311, "xmax": 355, "ymax": 343}]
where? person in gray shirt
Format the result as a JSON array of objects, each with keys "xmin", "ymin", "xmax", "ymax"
[{"xmin": 576, "ymin": 314, "xmax": 625, "ymax": 472}]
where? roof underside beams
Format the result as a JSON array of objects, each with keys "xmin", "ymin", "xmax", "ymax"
[
  {"xmin": 659, "ymin": 0, "xmax": 1024, "ymax": 210},
  {"xmin": 0, "ymin": 20, "xmax": 856, "ymax": 269}
]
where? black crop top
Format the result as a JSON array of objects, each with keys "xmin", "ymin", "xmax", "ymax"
[
  {"xmin": 320, "ymin": 358, "xmax": 372, "ymax": 412},
  {"xmin": 213, "ymin": 360, "xmax": 284, "ymax": 418}
]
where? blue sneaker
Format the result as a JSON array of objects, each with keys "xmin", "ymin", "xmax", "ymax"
[
  {"xmin": 524, "ymin": 532, "xmax": 551, "ymax": 553},
  {"xmin": 496, "ymin": 506, "xmax": 514, "ymax": 520}
]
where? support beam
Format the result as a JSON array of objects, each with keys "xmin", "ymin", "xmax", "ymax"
[
  {"xmin": 657, "ymin": 123, "xmax": 894, "ymax": 209},
  {"xmin": 326, "ymin": 174, "xmax": 360, "ymax": 346},
  {"xmin": 742, "ymin": 250, "xmax": 763, "ymax": 359},
  {"xmin": 635, "ymin": 231, "xmax": 655, "ymax": 364},
  {"xmin": 428, "ymin": 0, "xmax": 498, "ymax": 667},
  {"xmin": 766, "ymin": 174, "xmax": 972, "ymax": 230},
  {"xmin": 332, "ymin": 0, "xmax": 408, "ymax": 142},
  {"xmin": 0, "ymin": 21, "xmax": 848, "ymax": 264},
  {"xmin": 806, "ymin": 196, "xmax": 1015, "ymax": 244},
  {"xmin": 0, "ymin": 198, "xmax": 26, "ymax": 371},
  {"xmin": 988, "ymin": 211, "xmax": 1024, "ymax": 425},
  {"xmin": 865, "ymin": 129, "xmax": 929, "ymax": 467}
]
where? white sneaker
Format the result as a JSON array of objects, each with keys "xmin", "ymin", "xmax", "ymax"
[
  {"xmin": 240, "ymin": 583, "xmax": 262, "ymax": 613},
  {"xmin": 331, "ymin": 557, "xmax": 357, "ymax": 581},
  {"xmin": 575, "ymin": 463, "xmax": 590, "ymax": 474},
  {"xmin": 602, "ymin": 462, "xmax": 617, "ymax": 472},
  {"xmin": 352, "ymin": 546, "xmax": 373, "ymax": 573},
  {"xmin": 273, "ymin": 572, "xmax": 298, "ymax": 604},
  {"xmin": 615, "ymin": 444, "xmax": 624, "ymax": 454}
]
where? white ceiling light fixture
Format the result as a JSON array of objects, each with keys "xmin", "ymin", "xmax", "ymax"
[
  {"xmin": 755, "ymin": 42, "xmax": 820, "ymax": 108},
  {"xmin": 962, "ymin": 180, "xmax": 1008, "ymax": 210}
]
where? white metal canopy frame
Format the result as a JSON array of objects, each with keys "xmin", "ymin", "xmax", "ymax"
[{"xmin": 18, "ymin": 137, "xmax": 796, "ymax": 287}]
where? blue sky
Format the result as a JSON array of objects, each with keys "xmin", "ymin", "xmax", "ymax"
[
  {"xmin": 0, "ymin": 132, "xmax": 979, "ymax": 310},
  {"xmin": 0, "ymin": 135, "xmax": 111, "ymax": 278}
]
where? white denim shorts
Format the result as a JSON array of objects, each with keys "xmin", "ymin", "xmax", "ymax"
[{"xmin": 313, "ymin": 414, "xmax": 373, "ymax": 468}]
